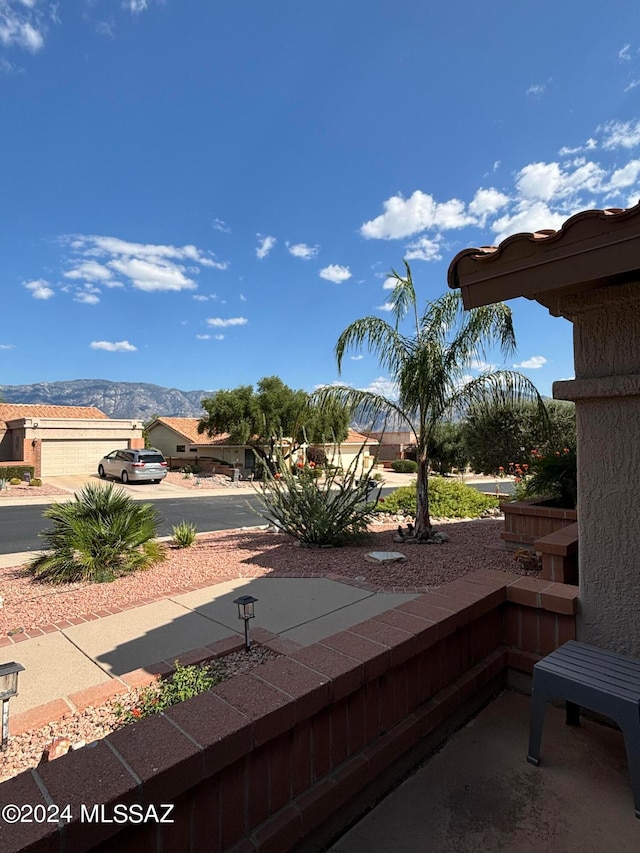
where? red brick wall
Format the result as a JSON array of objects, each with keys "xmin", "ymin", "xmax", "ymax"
[
  {"xmin": 0, "ymin": 571, "xmax": 577, "ymax": 853},
  {"xmin": 501, "ymin": 499, "xmax": 577, "ymax": 549}
]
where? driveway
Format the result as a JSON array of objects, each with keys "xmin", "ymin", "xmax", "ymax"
[{"xmin": 43, "ymin": 473, "xmax": 193, "ymax": 499}]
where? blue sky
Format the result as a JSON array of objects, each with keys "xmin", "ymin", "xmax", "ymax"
[{"xmin": 3, "ymin": 2, "xmax": 640, "ymax": 401}]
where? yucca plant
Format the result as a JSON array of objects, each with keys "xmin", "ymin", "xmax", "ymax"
[
  {"xmin": 172, "ymin": 520, "xmax": 198, "ymax": 548},
  {"xmin": 253, "ymin": 442, "xmax": 380, "ymax": 547},
  {"xmin": 29, "ymin": 482, "xmax": 165, "ymax": 583}
]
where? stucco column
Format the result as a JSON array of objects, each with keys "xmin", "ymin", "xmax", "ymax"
[{"xmin": 553, "ymin": 282, "xmax": 640, "ymax": 656}]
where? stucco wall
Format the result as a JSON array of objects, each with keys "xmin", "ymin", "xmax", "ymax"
[{"xmin": 554, "ymin": 282, "xmax": 640, "ymax": 656}]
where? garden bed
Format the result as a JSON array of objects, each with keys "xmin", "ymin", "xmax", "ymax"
[{"xmin": 0, "ymin": 519, "xmax": 537, "ymax": 636}]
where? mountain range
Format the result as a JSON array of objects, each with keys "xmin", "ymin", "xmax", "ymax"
[{"xmin": 0, "ymin": 379, "xmax": 211, "ymax": 420}]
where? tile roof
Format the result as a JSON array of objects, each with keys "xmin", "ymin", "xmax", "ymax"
[
  {"xmin": 447, "ymin": 203, "xmax": 640, "ymax": 309},
  {"xmin": 151, "ymin": 419, "xmax": 378, "ymax": 447},
  {"xmin": 152, "ymin": 417, "xmax": 232, "ymax": 446},
  {"xmin": 0, "ymin": 403, "xmax": 108, "ymax": 428}
]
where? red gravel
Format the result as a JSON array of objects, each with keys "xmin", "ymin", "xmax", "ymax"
[{"xmin": 0, "ymin": 518, "xmax": 537, "ymax": 635}]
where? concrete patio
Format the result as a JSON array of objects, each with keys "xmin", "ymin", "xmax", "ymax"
[{"xmin": 326, "ymin": 689, "xmax": 640, "ymax": 853}]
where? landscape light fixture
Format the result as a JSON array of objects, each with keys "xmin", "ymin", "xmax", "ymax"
[
  {"xmin": 0, "ymin": 662, "xmax": 24, "ymax": 751},
  {"xmin": 233, "ymin": 595, "xmax": 258, "ymax": 651}
]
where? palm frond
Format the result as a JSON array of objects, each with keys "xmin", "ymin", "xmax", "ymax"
[
  {"xmin": 335, "ymin": 316, "xmax": 409, "ymax": 376},
  {"xmin": 311, "ymin": 385, "xmax": 418, "ymax": 443},
  {"xmin": 442, "ymin": 370, "xmax": 547, "ymax": 423}
]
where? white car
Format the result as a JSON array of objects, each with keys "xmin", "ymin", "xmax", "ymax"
[{"xmin": 98, "ymin": 449, "xmax": 168, "ymax": 484}]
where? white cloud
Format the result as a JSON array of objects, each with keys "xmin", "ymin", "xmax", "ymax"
[
  {"xmin": 491, "ymin": 201, "xmax": 568, "ymax": 244},
  {"xmin": 361, "ymin": 190, "xmax": 475, "ymax": 240},
  {"xmin": 196, "ymin": 334, "xmax": 211, "ymax": 340},
  {"xmin": 513, "ymin": 355, "xmax": 547, "ymax": 369},
  {"xmin": 108, "ymin": 257, "xmax": 196, "ymax": 292},
  {"xmin": 90, "ymin": 340, "xmax": 137, "ymax": 352},
  {"xmin": 601, "ymin": 119, "xmax": 640, "ymax": 150},
  {"xmin": 74, "ymin": 291, "xmax": 100, "ymax": 305},
  {"xmin": 287, "ymin": 242, "xmax": 320, "ymax": 260},
  {"xmin": 361, "ymin": 376, "xmax": 398, "ymax": 399},
  {"xmin": 24, "ymin": 279, "xmax": 54, "ymax": 299},
  {"xmin": 526, "ymin": 83, "xmax": 546, "ymax": 97},
  {"xmin": 126, "ymin": 0, "xmax": 151, "ymax": 13},
  {"xmin": 469, "ymin": 359, "xmax": 497, "ymax": 371},
  {"xmin": 382, "ymin": 277, "xmax": 397, "ymax": 290},
  {"xmin": 624, "ymin": 79, "xmax": 640, "ymax": 93},
  {"xmin": 239, "ymin": 293, "xmax": 246, "ymax": 301},
  {"xmin": 468, "ymin": 187, "xmax": 510, "ymax": 223},
  {"xmin": 212, "ymin": 218, "xmax": 230, "ymax": 233},
  {"xmin": 350, "ymin": 355, "xmax": 364, "ymax": 361},
  {"xmin": 0, "ymin": 4, "xmax": 44, "ymax": 53},
  {"xmin": 214, "ymin": 334, "xmax": 225, "ymax": 340},
  {"xmin": 376, "ymin": 302, "xmax": 394, "ymax": 312},
  {"xmin": 319, "ymin": 264, "xmax": 352, "ymax": 283},
  {"xmin": 256, "ymin": 235, "xmax": 276, "ymax": 259},
  {"xmin": 619, "ymin": 44, "xmax": 632, "ymax": 62},
  {"xmin": 193, "ymin": 294, "xmax": 209, "ymax": 302},
  {"xmin": 608, "ymin": 159, "xmax": 640, "ymax": 189},
  {"xmin": 64, "ymin": 260, "xmax": 115, "ymax": 283},
  {"xmin": 205, "ymin": 316, "xmax": 248, "ymax": 327},
  {"xmin": 404, "ymin": 235, "xmax": 443, "ymax": 262},
  {"xmin": 62, "ymin": 235, "xmax": 226, "ymax": 294},
  {"xmin": 0, "ymin": 343, "xmax": 16, "ymax": 349}
]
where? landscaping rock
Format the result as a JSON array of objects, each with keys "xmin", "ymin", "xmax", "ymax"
[{"xmin": 364, "ymin": 551, "xmax": 407, "ymax": 563}]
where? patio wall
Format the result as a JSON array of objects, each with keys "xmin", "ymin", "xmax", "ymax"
[{"xmin": 0, "ymin": 571, "xmax": 577, "ymax": 853}]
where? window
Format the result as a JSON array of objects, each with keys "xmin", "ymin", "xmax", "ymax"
[
  {"xmin": 190, "ymin": 447, "xmax": 198, "ymax": 453},
  {"xmin": 176, "ymin": 445, "xmax": 185, "ymax": 452}
]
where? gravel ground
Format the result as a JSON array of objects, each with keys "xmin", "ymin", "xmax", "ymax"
[
  {"xmin": 0, "ymin": 517, "xmax": 536, "ymax": 636},
  {"xmin": 164, "ymin": 471, "xmax": 249, "ymax": 489},
  {"xmin": 0, "ymin": 482, "xmax": 69, "ymax": 498},
  {"xmin": 0, "ymin": 645, "xmax": 279, "ymax": 783}
]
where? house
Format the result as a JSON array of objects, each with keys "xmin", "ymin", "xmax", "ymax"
[
  {"xmin": 146, "ymin": 418, "xmax": 378, "ymax": 476},
  {"xmin": 0, "ymin": 404, "xmax": 144, "ymax": 478},
  {"xmin": 448, "ymin": 202, "xmax": 640, "ymax": 656}
]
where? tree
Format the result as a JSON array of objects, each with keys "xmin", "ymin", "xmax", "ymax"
[
  {"xmin": 427, "ymin": 421, "xmax": 469, "ymax": 475},
  {"xmin": 313, "ymin": 261, "xmax": 546, "ymax": 539},
  {"xmin": 462, "ymin": 399, "xmax": 576, "ymax": 474},
  {"xmin": 198, "ymin": 376, "xmax": 350, "ymax": 466}
]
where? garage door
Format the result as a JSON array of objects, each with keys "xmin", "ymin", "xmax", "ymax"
[{"xmin": 40, "ymin": 440, "xmax": 123, "ymax": 476}]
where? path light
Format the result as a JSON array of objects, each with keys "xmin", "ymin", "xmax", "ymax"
[
  {"xmin": 0, "ymin": 662, "xmax": 24, "ymax": 751},
  {"xmin": 233, "ymin": 595, "xmax": 258, "ymax": 651}
]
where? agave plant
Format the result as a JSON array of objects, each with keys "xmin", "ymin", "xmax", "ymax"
[{"xmin": 29, "ymin": 482, "xmax": 165, "ymax": 583}]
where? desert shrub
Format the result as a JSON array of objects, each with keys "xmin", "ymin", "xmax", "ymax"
[
  {"xmin": 115, "ymin": 661, "xmax": 221, "ymax": 723},
  {"xmin": 172, "ymin": 520, "xmax": 197, "ymax": 548},
  {"xmin": 427, "ymin": 421, "xmax": 469, "ymax": 475},
  {"xmin": 28, "ymin": 482, "xmax": 165, "ymax": 583},
  {"xmin": 9, "ymin": 478, "xmax": 21, "ymax": 486},
  {"xmin": 462, "ymin": 400, "xmax": 576, "ymax": 474},
  {"xmin": 0, "ymin": 465, "xmax": 34, "ymax": 481},
  {"xmin": 254, "ymin": 444, "xmax": 380, "ymax": 547},
  {"xmin": 30, "ymin": 478, "xmax": 42, "ymax": 487},
  {"xmin": 391, "ymin": 459, "xmax": 418, "ymax": 473},
  {"xmin": 376, "ymin": 478, "xmax": 498, "ymax": 518},
  {"xmin": 306, "ymin": 446, "xmax": 327, "ymax": 466},
  {"xmin": 517, "ymin": 447, "xmax": 577, "ymax": 509}
]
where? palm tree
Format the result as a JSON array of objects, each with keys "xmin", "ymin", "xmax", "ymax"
[{"xmin": 314, "ymin": 261, "xmax": 546, "ymax": 539}]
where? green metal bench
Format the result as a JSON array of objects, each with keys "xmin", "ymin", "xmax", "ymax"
[{"xmin": 527, "ymin": 639, "xmax": 640, "ymax": 819}]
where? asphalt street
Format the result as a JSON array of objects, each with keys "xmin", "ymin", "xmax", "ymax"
[{"xmin": 0, "ymin": 481, "xmax": 512, "ymax": 556}]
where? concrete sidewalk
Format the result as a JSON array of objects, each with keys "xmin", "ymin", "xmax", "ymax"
[{"xmin": 4, "ymin": 576, "xmax": 418, "ymax": 732}]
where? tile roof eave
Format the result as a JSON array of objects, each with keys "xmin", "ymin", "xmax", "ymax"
[{"xmin": 447, "ymin": 203, "xmax": 640, "ymax": 299}]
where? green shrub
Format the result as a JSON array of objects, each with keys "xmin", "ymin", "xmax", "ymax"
[
  {"xmin": 0, "ymin": 465, "xmax": 34, "ymax": 481},
  {"xmin": 519, "ymin": 447, "xmax": 577, "ymax": 509},
  {"xmin": 9, "ymin": 478, "xmax": 21, "ymax": 486},
  {"xmin": 390, "ymin": 459, "xmax": 418, "ymax": 473},
  {"xmin": 30, "ymin": 478, "xmax": 42, "ymax": 487},
  {"xmin": 115, "ymin": 661, "xmax": 221, "ymax": 723},
  {"xmin": 254, "ymin": 444, "xmax": 379, "ymax": 547},
  {"xmin": 28, "ymin": 482, "xmax": 165, "ymax": 583},
  {"xmin": 172, "ymin": 520, "xmax": 197, "ymax": 548},
  {"xmin": 306, "ymin": 446, "xmax": 328, "ymax": 466},
  {"xmin": 376, "ymin": 478, "xmax": 498, "ymax": 518}
]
